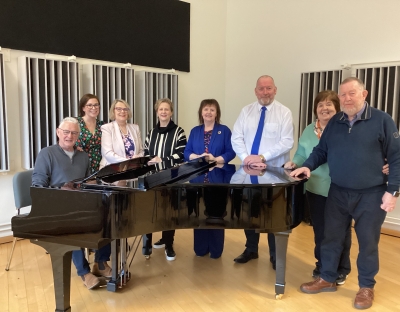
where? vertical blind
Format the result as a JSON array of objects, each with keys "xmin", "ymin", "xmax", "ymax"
[
  {"xmin": 298, "ymin": 70, "xmax": 342, "ymax": 136},
  {"xmin": 17, "ymin": 58, "xmax": 179, "ymax": 170},
  {"xmin": 356, "ymin": 66, "xmax": 400, "ymax": 129},
  {"xmin": 18, "ymin": 56, "xmax": 79, "ymax": 169},
  {"xmin": 135, "ymin": 71, "xmax": 178, "ymax": 140},
  {"xmin": 82, "ymin": 64, "xmax": 135, "ymax": 123}
]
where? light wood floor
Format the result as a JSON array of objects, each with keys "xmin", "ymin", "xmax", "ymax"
[{"xmin": 1, "ymin": 223, "xmax": 399, "ymax": 312}]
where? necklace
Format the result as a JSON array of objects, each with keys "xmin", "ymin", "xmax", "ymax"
[{"xmin": 118, "ymin": 125, "xmax": 128, "ymax": 135}]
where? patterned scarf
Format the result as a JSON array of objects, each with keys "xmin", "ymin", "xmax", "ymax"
[{"xmin": 313, "ymin": 119, "xmax": 323, "ymax": 139}]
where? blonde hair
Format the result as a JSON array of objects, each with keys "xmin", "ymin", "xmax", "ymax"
[
  {"xmin": 109, "ymin": 99, "xmax": 133, "ymax": 120},
  {"xmin": 154, "ymin": 98, "xmax": 174, "ymax": 112}
]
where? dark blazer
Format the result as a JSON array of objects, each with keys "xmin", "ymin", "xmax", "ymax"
[{"xmin": 184, "ymin": 123, "xmax": 236, "ymax": 163}]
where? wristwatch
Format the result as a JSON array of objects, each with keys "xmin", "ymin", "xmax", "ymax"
[
  {"xmin": 392, "ymin": 191, "xmax": 400, "ymax": 197},
  {"xmin": 259, "ymin": 155, "xmax": 266, "ymax": 163}
]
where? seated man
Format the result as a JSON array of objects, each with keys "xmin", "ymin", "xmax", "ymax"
[{"xmin": 32, "ymin": 117, "xmax": 112, "ymax": 290}]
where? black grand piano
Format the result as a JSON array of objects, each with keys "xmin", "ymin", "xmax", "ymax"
[{"xmin": 11, "ymin": 157, "xmax": 306, "ymax": 312}]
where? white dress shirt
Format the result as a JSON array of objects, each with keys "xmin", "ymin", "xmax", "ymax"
[{"xmin": 231, "ymin": 100, "xmax": 294, "ymax": 167}]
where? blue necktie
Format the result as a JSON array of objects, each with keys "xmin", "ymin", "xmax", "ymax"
[
  {"xmin": 250, "ymin": 174, "xmax": 258, "ymax": 184},
  {"xmin": 251, "ymin": 106, "xmax": 266, "ymax": 155}
]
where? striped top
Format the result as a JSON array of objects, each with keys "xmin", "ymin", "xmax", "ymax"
[{"xmin": 144, "ymin": 120, "xmax": 187, "ymax": 161}]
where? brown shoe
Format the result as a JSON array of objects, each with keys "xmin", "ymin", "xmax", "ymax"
[
  {"xmin": 354, "ymin": 288, "xmax": 374, "ymax": 309},
  {"xmin": 81, "ymin": 272, "xmax": 100, "ymax": 290},
  {"xmin": 300, "ymin": 277, "xmax": 337, "ymax": 294},
  {"xmin": 92, "ymin": 262, "xmax": 112, "ymax": 278}
]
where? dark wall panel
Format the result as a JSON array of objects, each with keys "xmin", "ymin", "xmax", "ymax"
[{"xmin": 0, "ymin": 0, "xmax": 190, "ymax": 72}]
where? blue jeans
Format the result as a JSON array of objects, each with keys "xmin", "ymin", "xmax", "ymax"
[{"xmin": 72, "ymin": 244, "xmax": 111, "ymax": 276}]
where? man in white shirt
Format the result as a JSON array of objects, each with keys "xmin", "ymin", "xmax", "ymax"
[{"xmin": 231, "ymin": 75, "xmax": 294, "ymax": 266}]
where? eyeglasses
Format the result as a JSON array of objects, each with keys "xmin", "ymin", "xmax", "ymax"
[
  {"xmin": 85, "ymin": 103, "xmax": 100, "ymax": 109},
  {"xmin": 115, "ymin": 107, "xmax": 130, "ymax": 112},
  {"xmin": 58, "ymin": 128, "xmax": 79, "ymax": 136}
]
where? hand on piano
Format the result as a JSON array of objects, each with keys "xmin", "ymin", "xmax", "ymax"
[
  {"xmin": 209, "ymin": 163, "xmax": 225, "ymax": 171},
  {"xmin": 148, "ymin": 156, "xmax": 162, "ymax": 164},
  {"xmin": 203, "ymin": 153, "xmax": 216, "ymax": 161},
  {"xmin": 243, "ymin": 155, "xmax": 266, "ymax": 166},
  {"xmin": 243, "ymin": 166, "xmax": 266, "ymax": 176},
  {"xmin": 290, "ymin": 167, "xmax": 311, "ymax": 178},
  {"xmin": 283, "ymin": 161, "xmax": 297, "ymax": 169}
]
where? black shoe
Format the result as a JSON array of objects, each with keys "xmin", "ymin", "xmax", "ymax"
[
  {"xmin": 153, "ymin": 239, "xmax": 165, "ymax": 249},
  {"xmin": 165, "ymin": 244, "xmax": 176, "ymax": 261},
  {"xmin": 270, "ymin": 256, "xmax": 276, "ymax": 270},
  {"xmin": 233, "ymin": 250, "xmax": 258, "ymax": 263},
  {"xmin": 312, "ymin": 266, "xmax": 321, "ymax": 278},
  {"xmin": 336, "ymin": 274, "xmax": 347, "ymax": 285}
]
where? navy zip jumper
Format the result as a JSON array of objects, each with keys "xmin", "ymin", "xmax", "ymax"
[{"xmin": 302, "ymin": 102, "xmax": 400, "ymax": 288}]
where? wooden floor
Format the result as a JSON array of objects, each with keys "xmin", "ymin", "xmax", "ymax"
[{"xmin": 1, "ymin": 223, "xmax": 399, "ymax": 312}]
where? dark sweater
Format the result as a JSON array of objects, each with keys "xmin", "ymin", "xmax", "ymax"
[
  {"xmin": 303, "ymin": 103, "xmax": 400, "ymax": 193},
  {"xmin": 144, "ymin": 120, "xmax": 187, "ymax": 161},
  {"xmin": 32, "ymin": 144, "xmax": 90, "ymax": 187}
]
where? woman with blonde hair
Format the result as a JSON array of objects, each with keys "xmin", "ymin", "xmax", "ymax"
[
  {"xmin": 142, "ymin": 98, "xmax": 187, "ymax": 261},
  {"xmin": 100, "ymin": 99, "xmax": 144, "ymax": 168}
]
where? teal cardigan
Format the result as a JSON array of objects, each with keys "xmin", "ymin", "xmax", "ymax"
[{"xmin": 292, "ymin": 123, "xmax": 330, "ymax": 197}]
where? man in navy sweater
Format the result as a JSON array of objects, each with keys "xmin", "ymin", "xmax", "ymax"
[{"xmin": 291, "ymin": 77, "xmax": 400, "ymax": 310}]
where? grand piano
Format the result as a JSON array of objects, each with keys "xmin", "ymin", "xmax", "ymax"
[{"xmin": 11, "ymin": 157, "xmax": 306, "ymax": 312}]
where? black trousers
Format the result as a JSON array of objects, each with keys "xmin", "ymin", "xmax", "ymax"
[
  {"xmin": 142, "ymin": 230, "xmax": 175, "ymax": 255},
  {"xmin": 244, "ymin": 230, "xmax": 276, "ymax": 260},
  {"xmin": 307, "ymin": 191, "xmax": 351, "ymax": 275}
]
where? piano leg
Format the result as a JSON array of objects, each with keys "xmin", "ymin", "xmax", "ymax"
[
  {"xmin": 30, "ymin": 240, "xmax": 79, "ymax": 312},
  {"xmin": 274, "ymin": 230, "xmax": 291, "ymax": 300},
  {"xmin": 107, "ymin": 239, "xmax": 119, "ymax": 292}
]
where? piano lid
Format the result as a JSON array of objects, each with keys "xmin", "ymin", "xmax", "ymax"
[
  {"xmin": 137, "ymin": 157, "xmax": 216, "ymax": 189},
  {"xmin": 72, "ymin": 156, "xmax": 155, "ymax": 185},
  {"xmin": 76, "ymin": 156, "xmax": 216, "ymax": 189}
]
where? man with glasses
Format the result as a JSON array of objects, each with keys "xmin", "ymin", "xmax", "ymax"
[
  {"xmin": 32, "ymin": 117, "xmax": 111, "ymax": 290},
  {"xmin": 32, "ymin": 117, "xmax": 89, "ymax": 186}
]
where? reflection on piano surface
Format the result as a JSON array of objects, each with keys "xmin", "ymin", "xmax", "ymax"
[{"xmin": 11, "ymin": 157, "xmax": 306, "ymax": 312}]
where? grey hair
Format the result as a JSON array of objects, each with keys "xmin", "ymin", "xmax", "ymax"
[
  {"xmin": 58, "ymin": 117, "xmax": 81, "ymax": 133},
  {"xmin": 341, "ymin": 77, "xmax": 366, "ymax": 90}
]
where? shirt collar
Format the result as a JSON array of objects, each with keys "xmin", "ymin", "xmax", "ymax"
[
  {"xmin": 343, "ymin": 102, "xmax": 366, "ymax": 121},
  {"xmin": 257, "ymin": 100, "xmax": 275, "ymax": 111}
]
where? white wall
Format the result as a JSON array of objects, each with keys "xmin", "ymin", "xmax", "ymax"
[
  {"xmin": 223, "ymin": 0, "xmax": 400, "ymax": 230},
  {"xmin": 1, "ymin": 0, "xmax": 399, "ymax": 237}
]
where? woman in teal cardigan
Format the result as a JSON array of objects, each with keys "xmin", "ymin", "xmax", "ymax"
[{"xmin": 285, "ymin": 90, "xmax": 351, "ymax": 284}]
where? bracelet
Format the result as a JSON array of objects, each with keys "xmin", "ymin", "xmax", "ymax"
[{"xmin": 259, "ymin": 155, "xmax": 266, "ymax": 163}]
